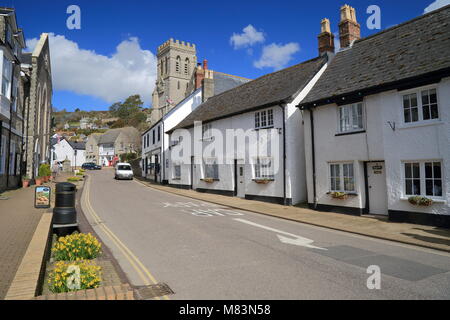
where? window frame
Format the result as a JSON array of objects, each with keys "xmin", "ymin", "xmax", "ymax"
[
  {"xmin": 253, "ymin": 157, "xmax": 275, "ymax": 180},
  {"xmin": 203, "ymin": 157, "xmax": 219, "ymax": 180},
  {"xmin": 255, "ymin": 108, "xmax": 274, "ymax": 129},
  {"xmin": 328, "ymin": 162, "xmax": 356, "ymax": 193},
  {"xmin": 400, "ymin": 86, "xmax": 440, "ymax": 126},
  {"xmin": 337, "ymin": 102, "xmax": 364, "ymax": 134},
  {"xmin": 173, "ymin": 163, "xmax": 181, "ymax": 179},
  {"xmin": 202, "ymin": 123, "xmax": 212, "ymax": 139},
  {"xmin": 402, "ymin": 160, "xmax": 444, "ymax": 199}
]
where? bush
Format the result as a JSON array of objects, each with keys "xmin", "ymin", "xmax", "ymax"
[
  {"xmin": 38, "ymin": 164, "xmax": 51, "ymax": 177},
  {"xmin": 52, "ymin": 232, "xmax": 102, "ymax": 261},
  {"xmin": 48, "ymin": 260, "xmax": 102, "ymax": 293},
  {"xmin": 76, "ymin": 172, "xmax": 84, "ymax": 176}
]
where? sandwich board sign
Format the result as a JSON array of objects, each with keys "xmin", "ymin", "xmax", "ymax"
[{"xmin": 35, "ymin": 186, "xmax": 51, "ymax": 208}]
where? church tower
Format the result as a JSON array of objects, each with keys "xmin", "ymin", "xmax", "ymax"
[{"xmin": 150, "ymin": 39, "xmax": 197, "ymax": 124}]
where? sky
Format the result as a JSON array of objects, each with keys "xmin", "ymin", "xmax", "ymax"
[{"xmin": 5, "ymin": 0, "xmax": 449, "ymax": 111}]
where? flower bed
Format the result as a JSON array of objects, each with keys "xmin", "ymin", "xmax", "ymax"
[
  {"xmin": 48, "ymin": 260, "xmax": 102, "ymax": 293},
  {"xmin": 52, "ymin": 232, "xmax": 102, "ymax": 261},
  {"xmin": 46, "ymin": 232, "xmax": 103, "ymax": 294},
  {"xmin": 67, "ymin": 176, "xmax": 83, "ymax": 182}
]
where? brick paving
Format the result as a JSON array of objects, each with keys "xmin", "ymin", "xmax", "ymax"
[
  {"xmin": 136, "ymin": 177, "xmax": 450, "ymax": 252},
  {"xmin": 0, "ymin": 185, "xmax": 48, "ymax": 299}
]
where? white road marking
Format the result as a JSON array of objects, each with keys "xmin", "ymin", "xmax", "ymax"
[{"xmin": 234, "ymin": 218, "xmax": 327, "ymax": 250}]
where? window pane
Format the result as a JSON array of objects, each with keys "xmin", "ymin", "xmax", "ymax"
[
  {"xmin": 423, "ymin": 105, "xmax": 430, "ymax": 120},
  {"xmin": 421, "ymin": 91, "xmax": 429, "ymax": 105},
  {"xmin": 426, "ymin": 179, "xmax": 433, "ymax": 196},
  {"xmin": 403, "ymin": 96, "xmax": 410, "ymax": 108},
  {"xmin": 406, "ymin": 180, "xmax": 412, "ymax": 195},
  {"xmin": 433, "ymin": 162, "xmax": 441, "ymax": 178},
  {"xmin": 429, "ymin": 89, "xmax": 437, "ymax": 103},
  {"xmin": 430, "ymin": 104, "xmax": 439, "ymax": 119},
  {"xmin": 412, "ymin": 163, "xmax": 420, "ymax": 178},
  {"xmin": 413, "ymin": 179, "xmax": 421, "ymax": 195},
  {"xmin": 425, "ymin": 162, "xmax": 432, "ymax": 178},
  {"xmin": 434, "ymin": 180, "xmax": 442, "ymax": 197},
  {"xmin": 405, "ymin": 163, "xmax": 411, "ymax": 178},
  {"xmin": 411, "ymin": 107, "xmax": 419, "ymax": 122},
  {"xmin": 404, "ymin": 108, "xmax": 411, "ymax": 123}
]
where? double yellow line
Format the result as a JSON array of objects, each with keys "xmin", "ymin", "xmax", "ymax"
[{"xmin": 82, "ymin": 175, "xmax": 169, "ymax": 300}]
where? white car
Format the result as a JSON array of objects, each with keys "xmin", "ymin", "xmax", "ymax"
[{"xmin": 115, "ymin": 163, "xmax": 134, "ymax": 180}]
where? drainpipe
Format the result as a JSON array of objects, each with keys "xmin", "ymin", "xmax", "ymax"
[
  {"xmin": 310, "ymin": 109, "xmax": 317, "ymax": 209},
  {"xmin": 278, "ymin": 103, "xmax": 287, "ymax": 205}
]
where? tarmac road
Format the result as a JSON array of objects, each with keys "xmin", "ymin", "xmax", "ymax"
[{"xmin": 81, "ymin": 169, "xmax": 450, "ymax": 299}]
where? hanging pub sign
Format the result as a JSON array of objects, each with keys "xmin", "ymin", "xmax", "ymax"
[{"xmin": 35, "ymin": 186, "xmax": 51, "ymax": 208}]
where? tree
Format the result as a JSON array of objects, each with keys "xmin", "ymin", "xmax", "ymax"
[{"xmin": 75, "ymin": 108, "xmax": 80, "ymax": 112}]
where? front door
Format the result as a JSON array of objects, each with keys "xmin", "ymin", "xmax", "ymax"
[
  {"xmin": 367, "ymin": 162, "xmax": 388, "ymax": 215},
  {"xmin": 154, "ymin": 154, "xmax": 159, "ymax": 182},
  {"xmin": 236, "ymin": 164, "xmax": 245, "ymax": 198}
]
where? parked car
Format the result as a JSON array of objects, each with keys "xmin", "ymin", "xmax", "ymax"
[
  {"xmin": 115, "ymin": 163, "xmax": 134, "ymax": 180},
  {"xmin": 81, "ymin": 162, "xmax": 101, "ymax": 170}
]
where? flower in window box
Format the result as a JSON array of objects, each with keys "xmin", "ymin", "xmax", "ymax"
[
  {"xmin": 330, "ymin": 192, "xmax": 348, "ymax": 200},
  {"xmin": 408, "ymin": 196, "xmax": 433, "ymax": 206},
  {"xmin": 254, "ymin": 178, "xmax": 272, "ymax": 184},
  {"xmin": 203, "ymin": 178, "xmax": 214, "ymax": 183}
]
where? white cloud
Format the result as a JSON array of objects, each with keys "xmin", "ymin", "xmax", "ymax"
[
  {"xmin": 424, "ymin": 0, "xmax": 450, "ymax": 13},
  {"xmin": 26, "ymin": 33, "xmax": 156, "ymax": 105},
  {"xmin": 253, "ymin": 42, "xmax": 300, "ymax": 70},
  {"xmin": 230, "ymin": 25, "xmax": 265, "ymax": 49}
]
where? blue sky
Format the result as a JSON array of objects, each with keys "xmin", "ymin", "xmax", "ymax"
[{"xmin": 6, "ymin": 0, "xmax": 448, "ymax": 111}]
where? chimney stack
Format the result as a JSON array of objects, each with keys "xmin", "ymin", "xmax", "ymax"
[
  {"xmin": 339, "ymin": 4, "xmax": 360, "ymax": 49},
  {"xmin": 203, "ymin": 59, "xmax": 208, "ymax": 70},
  {"xmin": 318, "ymin": 18, "xmax": 335, "ymax": 55}
]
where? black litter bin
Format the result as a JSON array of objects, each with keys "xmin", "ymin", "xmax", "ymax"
[{"xmin": 53, "ymin": 182, "xmax": 77, "ymax": 224}]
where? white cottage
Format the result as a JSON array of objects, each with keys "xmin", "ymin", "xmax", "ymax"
[
  {"xmin": 142, "ymin": 69, "xmax": 249, "ymax": 183},
  {"xmin": 299, "ymin": 5, "xmax": 450, "ymax": 227},
  {"xmin": 168, "ymin": 54, "xmax": 330, "ymax": 205},
  {"xmin": 50, "ymin": 137, "xmax": 86, "ymax": 169}
]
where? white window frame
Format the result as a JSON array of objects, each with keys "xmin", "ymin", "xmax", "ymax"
[
  {"xmin": 203, "ymin": 157, "xmax": 219, "ymax": 180},
  {"xmin": 400, "ymin": 86, "xmax": 440, "ymax": 125},
  {"xmin": 328, "ymin": 162, "xmax": 356, "ymax": 192},
  {"xmin": 337, "ymin": 103, "xmax": 364, "ymax": 134},
  {"xmin": 402, "ymin": 160, "xmax": 444, "ymax": 199},
  {"xmin": 253, "ymin": 157, "xmax": 274, "ymax": 180},
  {"xmin": 255, "ymin": 109, "xmax": 274, "ymax": 129}
]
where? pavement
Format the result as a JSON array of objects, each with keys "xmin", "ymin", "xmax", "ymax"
[
  {"xmin": 137, "ymin": 177, "xmax": 450, "ymax": 253},
  {"xmin": 0, "ymin": 184, "xmax": 46, "ymax": 299},
  {"xmin": 80, "ymin": 169, "xmax": 450, "ymax": 299}
]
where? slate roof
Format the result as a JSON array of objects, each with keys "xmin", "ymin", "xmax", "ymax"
[
  {"xmin": 301, "ymin": 5, "xmax": 450, "ymax": 107},
  {"xmin": 213, "ymin": 71, "xmax": 250, "ymax": 95},
  {"xmin": 172, "ymin": 56, "xmax": 327, "ymax": 130},
  {"xmin": 98, "ymin": 127, "xmax": 139, "ymax": 144},
  {"xmin": 67, "ymin": 141, "xmax": 86, "ymax": 150}
]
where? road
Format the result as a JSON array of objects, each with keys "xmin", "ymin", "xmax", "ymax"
[{"xmin": 81, "ymin": 169, "xmax": 450, "ymax": 299}]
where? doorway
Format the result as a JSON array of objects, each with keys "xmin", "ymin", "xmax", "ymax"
[
  {"xmin": 235, "ymin": 162, "xmax": 245, "ymax": 198},
  {"xmin": 366, "ymin": 161, "xmax": 388, "ymax": 215}
]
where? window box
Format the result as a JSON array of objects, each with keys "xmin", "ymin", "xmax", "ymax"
[
  {"xmin": 201, "ymin": 178, "xmax": 218, "ymax": 183},
  {"xmin": 329, "ymin": 191, "xmax": 349, "ymax": 200},
  {"xmin": 407, "ymin": 196, "xmax": 433, "ymax": 207},
  {"xmin": 253, "ymin": 178, "xmax": 274, "ymax": 184}
]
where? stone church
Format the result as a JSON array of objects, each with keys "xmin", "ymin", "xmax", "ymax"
[{"xmin": 149, "ymin": 38, "xmax": 249, "ymax": 125}]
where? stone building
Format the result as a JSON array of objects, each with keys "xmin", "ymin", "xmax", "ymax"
[
  {"xmin": 0, "ymin": 7, "xmax": 26, "ymax": 191},
  {"xmin": 21, "ymin": 33, "xmax": 52, "ymax": 180},
  {"xmin": 150, "ymin": 39, "xmax": 197, "ymax": 124}
]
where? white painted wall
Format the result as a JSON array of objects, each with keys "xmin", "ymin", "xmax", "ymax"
[
  {"xmin": 304, "ymin": 77, "xmax": 450, "ymax": 216},
  {"xmin": 142, "ymin": 89, "xmax": 202, "ymax": 181},
  {"xmin": 51, "ymin": 139, "xmax": 86, "ymax": 168}
]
